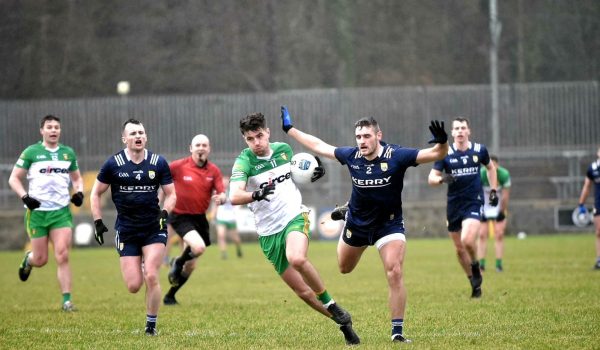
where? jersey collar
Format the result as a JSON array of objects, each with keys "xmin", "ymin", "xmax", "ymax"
[{"xmin": 123, "ymin": 148, "xmax": 148, "ymax": 162}]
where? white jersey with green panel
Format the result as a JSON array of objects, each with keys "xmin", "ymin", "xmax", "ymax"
[
  {"xmin": 15, "ymin": 142, "xmax": 79, "ymax": 211},
  {"xmin": 230, "ymin": 142, "xmax": 304, "ymax": 237}
]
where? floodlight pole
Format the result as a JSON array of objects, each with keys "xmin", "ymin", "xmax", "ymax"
[{"xmin": 489, "ymin": 0, "xmax": 501, "ymax": 153}]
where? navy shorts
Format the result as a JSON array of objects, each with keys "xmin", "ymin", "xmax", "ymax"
[
  {"xmin": 169, "ymin": 213, "xmax": 211, "ymax": 246},
  {"xmin": 447, "ymin": 200, "xmax": 482, "ymax": 232},
  {"xmin": 115, "ymin": 230, "xmax": 167, "ymax": 257},
  {"xmin": 341, "ymin": 216, "xmax": 406, "ymax": 247}
]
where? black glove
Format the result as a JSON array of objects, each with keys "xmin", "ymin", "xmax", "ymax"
[
  {"xmin": 440, "ymin": 173, "xmax": 456, "ymax": 184},
  {"xmin": 159, "ymin": 209, "xmax": 168, "ymax": 230},
  {"xmin": 252, "ymin": 182, "xmax": 276, "ymax": 202},
  {"xmin": 428, "ymin": 120, "xmax": 448, "ymax": 144},
  {"xmin": 94, "ymin": 219, "xmax": 108, "ymax": 245},
  {"xmin": 21, "ymin": 194, "xmax": 41, "ymax": 210},
  {"xmin": 310, "ymin": 156, "xmax": 326, "ymax": 182},
  {"xmin": 331, "ymin": 202, "xmax": 349, "ymax": 221},
  {"xmin": 489, "ymin": 189, "xmax": 499, "ymax": 207},
  {"xmin": 70, "ymin": 191, "xmax": 84, "ymax": 207},
  {"xmin": 281, "ymin": 106, "xmax": 294, "ymax": 133}
]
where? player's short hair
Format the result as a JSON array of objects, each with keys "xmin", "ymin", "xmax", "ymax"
[
  {"xmin": 239, "ymin": 113, "xmax": 266, "ymax": 134},
  {"xmin": 354, "ymin": 117, "xmax": 380, "ymax": 132},
  {"xmin": 40, "ymin": 115, "xmax": 60, "ymax": 128},
  {"xmin": 122, "ymin": 118, "xmax": 143, "ymax": 132},
  {"xmin": 491, "ymin": 155, "xmax": 499, "ymax": 163},
  {"xmin": 453, "ymin": 116, "xmax": 470, "ymax": 127}
]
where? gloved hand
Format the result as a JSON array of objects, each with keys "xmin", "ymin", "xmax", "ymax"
[
  {"xmin": 311, "ymin": 156, "xmax": 326, "ymax": 182},
  {"xmin": 21, "ymin": 194, "xmax": 41, "ymax": 210},
  {"xmin": 159, "ymin": 209, "xmax": 168, "ymax": 230},
  {"xmin": 94, "ymin": 219, "xmax": 108, "ymax": 245},
  {"xmin": 252, "ymin": 182, "xmax": 276, "ymax": 202},
  {"xmin": 70, "ymin": 191, "xmax": 84, "ymax": 207},
  {"xmin": 281, "ymin": 106, "xmax": 293, "ymax": 133},
  {"xmin": 428, "ymin": 120, "xmax": 448, "ymax": 144},
  {"xmin": 489, "ymin": 189, "xmax": 499, "ymax": 207},
  {"xmin": 331, "ymin": 202, "xmax": 349, "ymax": 221},
  {"xmin": 440, "ymin": 173, "xmax": 456, "ymax": 184},
  {"xmin": 578, "ymin": 204, "xmax": 587, "ymax": 215}
]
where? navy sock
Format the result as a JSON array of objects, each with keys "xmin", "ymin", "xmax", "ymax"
[
  {"xmin": 146, "ymin": 314, "xmax": 157, "ymax": 330},
  {"xmin": 392, "ymin": 318, "xmax": 404, "ymax": 336}
]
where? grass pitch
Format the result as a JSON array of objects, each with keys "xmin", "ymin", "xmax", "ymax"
[{"xmin": 0, "ymin": 233, "xmax": 598, "ymax": 349}]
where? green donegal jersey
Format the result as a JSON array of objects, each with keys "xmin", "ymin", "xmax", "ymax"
[
  {"xmin": 231, "ymin": 142, "xmax": 305, "ymax": 236},
  {"xmin": 15, "ymin": 142, "xmax": 79, "ymax": 211}
]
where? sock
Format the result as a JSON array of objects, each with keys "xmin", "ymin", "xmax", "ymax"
[
  {"xmin": 175, "ymin": 247, "xmax": 195, "ymax": 267},
  {"xmin": 471, "ymin": 261, "xmax": 481, "ymax": 278},
  {"xmin": 392, "ymin": 319, "xmax": 404, "ymax": 336},
  {"xmin": 496, "ymin": 258, "xmax": 503, "ymax": 268},
  {"xmin": 146, "ymin": 314, "xmax": 157, "ymax": 330},
  {"xmin": 62, "ymin": 293, "xmax": 71, "ymax": 304},
  {"xmin": 317, "ymin": 290, "xmax": 333, "ymax": 306},
  {"xmin": 166, "ymin": 274, "xmax": 189, "ymax": 297},
  {"xmin": 236, "ymin": 245, "xmax": 242, "ymax": 257},
  {"xmin": 479, "ymin": 258, "xmax": 486, "ymax": 269}
]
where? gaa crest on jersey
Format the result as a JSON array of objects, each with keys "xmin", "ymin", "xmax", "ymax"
[
  {"xmin": 149, "ymin": 170, "xmax": 155, "ymax": 179},
  {"xmin": 281, "ymin": 153, "xmax": 288, "ymax": 161},
  {"xmin": 473, "ymin": 155, "xmax": 478, "ymax": 163},
  {"xmin": 380, "ymin": 163, "xmax": 388, "ymax": 171},
  {"xmin": 63, "ymin": 153, "xmax": 69, "ymax": 160}
]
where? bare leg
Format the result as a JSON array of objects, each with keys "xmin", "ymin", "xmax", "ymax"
[
  {"xmin": 378, "ymin": 240, "xmax": 407, "ymax": 319},
  {"xmin": 49, "ymin": 227, "xmax": 73, "ymax": 294}
]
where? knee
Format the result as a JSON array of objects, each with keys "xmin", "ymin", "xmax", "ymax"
[
  {"xmin": 126, "ymin": 281, "xmax": 142, "ymax": 293},
  {"xmin": 190, "ymin": 245, "xmax": 205, "ymax": 257},
  {"xmin": 30, "ymin": 254, "xmax": 48, "ymax": 267},
  {"xmin": 54, "ymin": 248, "xmax": 69, "ymax": 265},
  {"xmin": 144, "ymin": 271, "xmax": 160, "ymax": 288},
  {"xmin": 385, "ymin": 263, "xmax": 404, "ymax": 282},
  {"xmin": 288, "ymin": 255, "xmax": 308, "ymax": 271}
]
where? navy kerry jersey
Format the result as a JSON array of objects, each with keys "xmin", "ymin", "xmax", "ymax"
[
  {"xmin": 97, "ymin": 149, "xmax": 173, "ymax": 234},
  {"xmin": 433, "ymin": 142, "xmax": 490, "ymax": 203},
  {"xmin": 334, "ymin": 142, "xmax": 419, "ymax": 229}
]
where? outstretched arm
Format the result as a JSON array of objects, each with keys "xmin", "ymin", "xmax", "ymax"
[{"xmin": 281, "ymin": 106, "xmax": 337, "ymax": 160}]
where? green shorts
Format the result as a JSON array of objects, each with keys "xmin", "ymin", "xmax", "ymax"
[
  {"xmin": 216, "ymin": 219, "xmax": 237, "ymax": 230},
  {"xmin": 25, "ymin": 207, "xmax": 73, "ymax": 239},
  {"xmin": 258, "ymin": 212, "xmax": 311, "ymax": 275}
]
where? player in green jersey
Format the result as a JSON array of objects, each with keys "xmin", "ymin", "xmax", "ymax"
[
  {"xmin": 477, "ymin": 155, "xmax": 511, "ymax": 272},
  {"xmin": 8, "ymin": 115, "xmax": 84, "ymax": 311},
  {"xmin": 228, "ymin": 112, "xmax": 360, "ymax": 345}
]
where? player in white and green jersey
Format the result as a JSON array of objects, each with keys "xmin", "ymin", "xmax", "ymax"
[
  {"xmin": 478, "ymin": 155, "xmax": 511, "ymax": 272},
  {"xmin": 229, "ymin": 112, "xmax": 360, "ymax": 345},
  {"xmin": 8, "ymin": 115, "xmax": 84, "ymax": 312}
]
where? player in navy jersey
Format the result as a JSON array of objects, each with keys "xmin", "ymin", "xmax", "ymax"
[
  {"xmin": 428, "ymin": 117, "xmax": 498, "ymax": 299},
  {"xmin": 281, "ymin": 106, "xmax": 448, "ymax": 344},
  {"xmin": 90, "ymin": 119, "xmax": 176, "ymax": 336},
  {"xmin": 576, "ymin": 146, "xmax": 600, "ymax": 270}
]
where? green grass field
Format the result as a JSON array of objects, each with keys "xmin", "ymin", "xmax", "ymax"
[{"xmin": 0, "ymin": 234, "xmax": 598, "ymax": 349}]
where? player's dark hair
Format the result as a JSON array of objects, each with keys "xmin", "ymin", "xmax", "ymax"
[
  {"xmin": 491, "ymin": 155, "xmax": 499, "ymax": 163},
  {"xmin": 40, "ymin": 115, "xmax": 60, "ymax": 128},
  {"xmin": 239, "ymin": 113, "xmax": 266, "ymax": 134},
  {"xmin": 354, "ymin": 117, "xmax": 380, "ymax": 132},
  {"xmin": 122, "ymin": 118, "xmax": 142, "ymax": 132},
  {"xmin": 453, "ymin": 116, "xmax": 470, "ymax": 127}
]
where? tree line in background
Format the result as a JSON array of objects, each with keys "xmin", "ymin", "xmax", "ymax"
[{"xmin": 1, "ymin": 0, "xmax": 598, "ymax": 99}]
